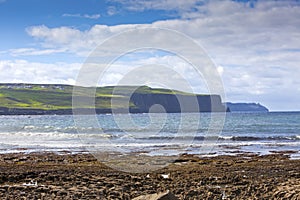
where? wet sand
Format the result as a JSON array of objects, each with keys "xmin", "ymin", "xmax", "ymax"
[{"xmin": 0, "ymin": 152, "xmax": 299, "ymax": 199}]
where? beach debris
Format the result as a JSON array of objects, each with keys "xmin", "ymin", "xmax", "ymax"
[
  {"xmin": 22, "ymin": 180, "xmax": 38, "ymax": 187},
  {"xmin": 132, "ymin": 190, "xmax": 178, "ymax": 200},
  {"xmin": 222, "ymin": 190, "xmax": 227, "ymax": 200},
  {"xmin": 146, "ymin": 174, "xmax": 150, "ymax": 178},
  {"xmin": 161, "ymin": 173, "xmax": 170, "ymax": 179}
]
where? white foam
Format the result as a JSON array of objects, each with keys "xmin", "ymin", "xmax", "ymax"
[{"xmin": 219, "ymin": 136, "xmax": 233, "ymax": 140}]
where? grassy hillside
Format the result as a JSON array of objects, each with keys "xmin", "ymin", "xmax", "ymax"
[{"xmin": 0, "ymin": 84, "xmax": 195, "ymax": 110}]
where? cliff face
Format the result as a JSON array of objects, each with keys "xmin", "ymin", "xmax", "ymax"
[
  {"xmin": 130, "ymin": 93, "xmax": 227, "ymax": 113},
  {"xmin": 0, "ymin": 84, "xmax": 228, "ymax": 114}
]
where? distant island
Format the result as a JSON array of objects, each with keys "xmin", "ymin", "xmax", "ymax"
[
  {"xmin": 225, "ymin": 102, "xmax": 269, "ymax": 112},
  {"xmin": 0, "ymin": 83, "xmax": 228, "ymax": 115}
]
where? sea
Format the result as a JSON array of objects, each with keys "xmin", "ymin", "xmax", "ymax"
[{"xmin": 0, "ymin": 112, "xmax": 300, "ymax": 159}]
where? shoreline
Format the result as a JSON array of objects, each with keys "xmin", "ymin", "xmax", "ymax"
[
  {"xmin": 0, "ymin": 152, "xmax": 299, "ymax": 199},
  {"xmin": 1, "ymin": 145, "xmax": 300, "ymax": 161},
  {"xmin": 0, "ymin": 108, "xmax": 229, "ymax": 115}
]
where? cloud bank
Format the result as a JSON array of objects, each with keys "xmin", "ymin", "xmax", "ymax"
[{"xmin": 0, "ymin": 60, "xmax": 80, "ymax": 84}]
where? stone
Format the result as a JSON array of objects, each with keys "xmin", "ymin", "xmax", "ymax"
[{"xmin": 132, "ymin": 190, "xmax": 178, "ymax": 200}]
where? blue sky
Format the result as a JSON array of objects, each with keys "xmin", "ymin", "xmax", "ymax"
[
  {"xmin": 0, "ymin": 0, "xmax": 177, "ymax": 63},
  {"xmin": 0, "ymin": 0, "xmax": 300, "ymax": 111},
  {"xmin": 0, "ymin": 0, "xmax": 173, "ymax": 49}
]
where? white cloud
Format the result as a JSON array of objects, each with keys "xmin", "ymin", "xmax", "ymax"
[
  {"xmin": 9, "ymin": 48, "xmax": 67, "ymax": 56},
  {"xmin": 62, "ymin": 13, "xmax": 101, "ymax": 19},
  {"xmin": 109, "ymin": 0, "xmax": 300, "ymax": 20},
  {"xmin": 26, "ymin": 25, "xmax": 85, "ymax": 53},
  {"xmin": 108, "ymin": 0, "xmax": 204, "ymax": 15},
  {"xmin": 26, "ymin": 1, "xmax": 300, "ymax": 58},
  {"xmin": 26, "ymin": 24, "xmax": 153, "ymax": 56},
  {"xmin": 0, "ymin": 60, "xmax": 81, "ymax": 85},
  {"xmin": 98, "ymin": 53, "xmax": 209, "ymax": 94}
]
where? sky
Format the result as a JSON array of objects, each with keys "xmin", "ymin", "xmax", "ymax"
[{"xmin": 0, "ymin": 0, "xmax": 300, "ymax": 111}]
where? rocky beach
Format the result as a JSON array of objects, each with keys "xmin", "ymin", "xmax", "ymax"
[{"xmin": 0, "ymin": 152, "xmax": 299, "ymax": 199}]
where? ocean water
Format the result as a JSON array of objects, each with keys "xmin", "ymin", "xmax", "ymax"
[{"xmin": 0, "ymin": 112, "xmax": 299, "ymax": 158}]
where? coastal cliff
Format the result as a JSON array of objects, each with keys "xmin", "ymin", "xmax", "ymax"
[
  {"xmin": 130, "ymin": 93, "xmax": 227, "ymax": 113},
  {"xmin": 225, "ymin": 102, "xmax": 269, "ymax": 112},
  {"xmin": 0, "ymin": 84, "xmax": 227, "ymax": 114}
]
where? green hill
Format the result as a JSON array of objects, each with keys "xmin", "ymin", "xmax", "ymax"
[
  {"xmin": 0, "ymin": 84, "xmax": 192, "ymax": 110},
  {"xmin": 0, "ymin": 83, "xmax": 227, "ymax": 114}
]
